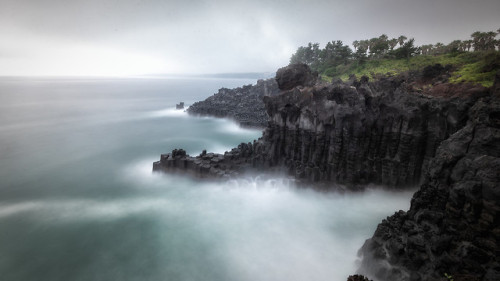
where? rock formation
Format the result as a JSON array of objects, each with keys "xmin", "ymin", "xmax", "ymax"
[
  {"xmin": 176, "ymin": 102, "xmax": 184, "ymax": 110},
  {"xmin": 347, "ymin": 275, "xmax": 373, "ymax": 281},
  {"xmin": 154, "ymin": 65, "xmax": 500, "ymax": 280},
  {"xmin": 275, "ymin": 63, "xmax": 318, "ymax": 90},
  {"xmin": 357, "ymin": 76, "xmax": 500, "ymax": 281},
  {"xmin": 156, "ymin": 64, "xmax": 488, "ymax": 188},
  {"xmin": 153, "ymin": 144, "xmax": 256, "ymax": 179},
  {"xmin": 187, "ymin": 78, "xmax": 280, "ymax": 128}
]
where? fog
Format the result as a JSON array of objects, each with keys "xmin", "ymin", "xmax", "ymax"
[
  {"xmin": 1, "ymin": 0, "xmax": 499, "ymax": 76},
  {"xmin": 1, "ymin": 168, "xmax": 415, "ymax": 281},
  {"xmin": 0, "ymin": 77, "xmax": 417, "ymax": 280}
]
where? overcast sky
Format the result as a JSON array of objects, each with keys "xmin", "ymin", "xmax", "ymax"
[{"xmin": 1, "ymin": 0, "xmax": 499, "ymax": 76}]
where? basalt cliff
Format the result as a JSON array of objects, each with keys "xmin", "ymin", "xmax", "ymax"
[
  {"xmin": 155, "ymin": 64, "xmax": 488, "ymax": 187},
  {"xmin": 187, "ymin": 78, "xmax": 280, "ymax": 128},
  {"xmin": 153, "ymin": 64, "xmax": 500, "ymax": 280},
  {"xmin": 358, "ymin": 76, "xmax": 500, "ymax": 280}
]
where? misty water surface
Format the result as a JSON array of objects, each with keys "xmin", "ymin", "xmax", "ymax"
[{"xmin": 0, "ymin": 77, "xmax": 413, "ymax": 281}]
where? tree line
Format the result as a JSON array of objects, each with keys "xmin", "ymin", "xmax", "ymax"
[{"xmin": 290, "ymin": 29, "xmax": 500, "ymax": 73}]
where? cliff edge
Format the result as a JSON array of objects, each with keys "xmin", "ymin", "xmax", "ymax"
[
  {"xmin": 155, "ymin": 64, "xmax": 488, "ymax": 188},
  {"xmin": 154, "ymin": 65, "xmax": 500, "ymax": 280},
  {"xmin": 187, "ymin": 78, "xmax": 279, "ymax": 128},
  {"xmin": 357, "ymin": 73, "xmax": 500, "ymax": 280}
]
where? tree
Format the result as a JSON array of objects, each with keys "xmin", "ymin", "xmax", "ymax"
[
  {"xmin": 485, "ymin": 31, "xmax": 498, "ymax": 50},
  {"xmin": 391, "ymin": 38, "xmax": 419, "ymax": 59},
  {"xmin": 434, "ymin": 42, "xmax": 444, "ymax": 55},
  {"xmin": 352, "ymin": 40, "xmax": 360, "ymax": 52},
  {"xmin": 420, "ymin": 44, "xmax": 433, "ymax": 55},
  {"xmin": 471, "ymin": 31, "xmax": 483, "ymax": 51},
  {"xmin": 290, "ymin": 42, "xmax": 321, "ymax": 67},
  {"xmin": 359, "ymin": 40, "xmax": 370, "ymax": 55},
  {"xmin": 471, "ymin": 31, "xmax": 497, "ymax": 51},
  {"xmin": 388, "ymin": 38, "xmax": 398, "ymax": 50},
  {"xmin": 446, "ymin": 40, "xmax": 463, "ymax": 53},
  {"xmin": 368, "ymin": 35, "xmax": 390, "ymax": 58},
  {"xmin": 321, "ymin": 40, "xmax": 353, "ymax": 66},
  {"xmin": 397, "ymin": 35, "xmax": 407, "ymax": 47},
  {"xmin": 464, "ymin": 40, "xmax": 473, "ymax": 52},
  {"xmin": 353, "ymin": 47, "xmax": 368, "ymax": 65}
]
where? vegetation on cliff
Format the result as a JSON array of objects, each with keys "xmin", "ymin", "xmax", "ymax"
[{"xmin": 290, "ymin": 29, "xmax": 500, "ymax": 87}]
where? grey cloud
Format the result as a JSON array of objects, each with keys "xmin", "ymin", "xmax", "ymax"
[{"xmin": 1, "ymin": 0, "xmax": 499, "ymax": 75}]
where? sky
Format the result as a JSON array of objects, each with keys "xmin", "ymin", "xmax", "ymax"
[{"xmin": 1, "ymin": 0, "xmax": 499, "ymax": 76}]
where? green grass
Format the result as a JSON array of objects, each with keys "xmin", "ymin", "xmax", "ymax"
[
  {"xmin": 323, "ymin": 51, "xmax": 500, "ymax": 87},
  {"xmin": 448, "ymin": 51, "xmax": 500, "ymax": 87}
]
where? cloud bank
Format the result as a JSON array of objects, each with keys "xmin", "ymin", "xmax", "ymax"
[{"xmin": 1, "ymin": 0, "xmax": 499, "ymax": 76}]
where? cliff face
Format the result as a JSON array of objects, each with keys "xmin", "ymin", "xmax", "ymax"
[
  {"xmin": 187, "ymin": 78, "xmax": 279, "ymax": 128},
  {"xmin": 358, "ymin": 95, "xmax": 500, "ymax": 281},
  {"xmin": 252, "ymin": 70, "xmax": 485, "ymax": 187},
  {"xmin": 155, "ymin": 64, "xmax": 488, "ymax": 188},
  {"xmin": 154, "ymin": 65, "xmax": 500, "ymax": 280}
]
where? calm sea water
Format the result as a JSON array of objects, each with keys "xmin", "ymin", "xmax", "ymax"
[{"xmin": 0, "ymin": 77, "xmax": 413, "ymax": 281}]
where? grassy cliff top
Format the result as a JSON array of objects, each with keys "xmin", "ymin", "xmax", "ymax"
[{"xmin": 322, "ymin": 51, "xmax": 500, "ymax": 87}]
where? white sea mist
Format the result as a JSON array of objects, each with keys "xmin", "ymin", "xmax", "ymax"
[{"xmin": 0, "ymin": 77, "xmax": 413, "ymax": 281}]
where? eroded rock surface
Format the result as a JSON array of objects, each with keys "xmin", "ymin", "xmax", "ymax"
[
  {"xmin": 156, "ymin": 65, "xmax": 489, "ymax": 188},
  {"xmin": 357, "ymin": 76, "xmax": 500, "ymax": 281},
  {"xmin": 275, "ymin": 63, "xmax": 318, "ymax": 90},
  {"xmin": 358, "ymin": 100, "xmax": 500, "ymax": 281},
  {"xmin": 154, "ymin": 65, "xmax": 500, "ymax": 280},
  {"xmin": 187, "ymin": 78, "xmax": 279, "ymax": 128}
]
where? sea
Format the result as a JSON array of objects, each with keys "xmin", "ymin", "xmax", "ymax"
[{"xmin": 0, "ymin": 76, "xmax": 414, "ymax": 281}]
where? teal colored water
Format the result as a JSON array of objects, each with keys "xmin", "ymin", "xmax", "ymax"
[{"xmin": 0, "ymin": 77, "xmax": 413, "ymax": 281}]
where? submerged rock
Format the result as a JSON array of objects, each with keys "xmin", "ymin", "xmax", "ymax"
[{"xmin": 176, "ymin": 102, "xmax": 184, "ymax": 110}]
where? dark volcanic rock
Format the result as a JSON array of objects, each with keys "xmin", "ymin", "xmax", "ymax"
[
  {"xmin": 422, "ymin": 63, "xmax": 452, "ymax": 80},
  {"xmin": 253, "ymin": 78, "xmax": 485, "ymax": 187},
  {"xmin": 357, "ymin": 82, "xmax": 500, "ymax": 280},
  {"xmin": 155, "ymin": 67, "xmax": 488, "ymax": 187},
  {"xmin": 275, "ymin": 63, "xmax": 318, "ymax": 90},
  {"xmin": 347, "ymin": 274, "xmax": 373, "ymax": 281},
  {"xmin": 187, "ymin": 78, "xmax": 279, "ymax": 128},
  {"xmin": 153, "ymin": 143, "xmax": 256, "ymax": 178},
  {"xmin": 155, "ymin": 65, "xmax": 500, "ymax": 280}
]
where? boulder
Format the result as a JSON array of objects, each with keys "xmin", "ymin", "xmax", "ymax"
[{"xmin": 275, "ymin": 63, "xmax": 318, "ymax": 90}]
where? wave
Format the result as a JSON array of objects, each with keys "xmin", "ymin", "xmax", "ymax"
[
  {"xmin": 215, "ymin": 119, "xmax": 263, "ymax": 135},
  {"xmin": 146, "ymin": 107, "xmax": 189, "ymax": 118}
]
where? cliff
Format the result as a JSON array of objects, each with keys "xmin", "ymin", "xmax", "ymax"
[
  {"xmin": 187, "ymin": 78, "xmax": 280, "ymax": 128},
  {"xmin": 155, "ymin": 64, "xmax": 488, "ymax": 187},
  {"xmin": 357, "ymin": 75, "xmax": 500, "ymax": 281},
  {"xmin": 153, "ymin": 64, "xmax": 500, "ymax": 280},
  {"xmin": 253, "ymin": 77, "xmax": 486, "ymax": 187}
]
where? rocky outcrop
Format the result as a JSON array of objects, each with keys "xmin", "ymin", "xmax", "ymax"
[
  {"xmin": 251, "ymin": 77, "xmax": 487, "ymax": 187},
  {"xmin": 358, "ymin": 99, "xmax": 500, "ymax": 281},
  {"xmin": 275, "ymin": 63, "xmax": 318, "ymax": 90},
  {"xmin": 155, "ymin": 64, "xmax": 489, "ymax": 188},
  {"xmin": 187, "ymin": 78, "xmax": 280, "ymax": 128},
  {"xmin": 347, "ymin": 275, "xmax": 373, "ymax": 281},
  {"xmin": 153, "ymin": 144, "xmax": 256, "ymax": 178},
  {"xmin": 357, "ymin": 75, "xmax": 500, "ymax": 281},
  {"xmin": 154, "ymin": 65, "xmax": 500, "ymax": 280}
]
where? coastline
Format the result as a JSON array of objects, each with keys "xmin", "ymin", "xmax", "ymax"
[{"xmin": 154, "ymin": 64, "xmax": 500, "ymax": 280}]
